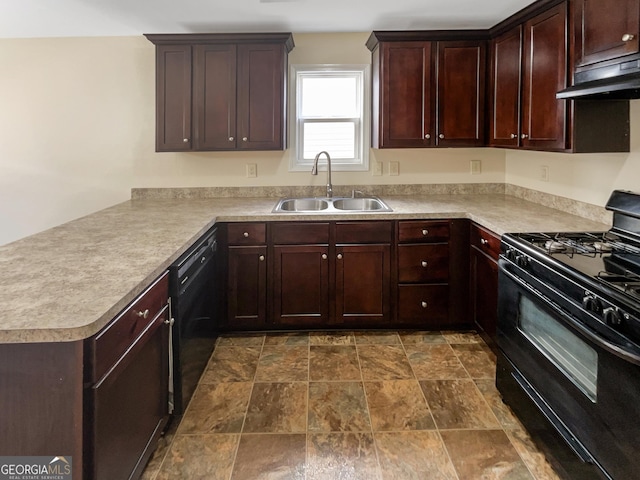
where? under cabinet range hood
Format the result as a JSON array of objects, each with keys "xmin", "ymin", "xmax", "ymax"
[{"xmin": 557, "ymin": 58, "xmax": 640, "ymax": 100}]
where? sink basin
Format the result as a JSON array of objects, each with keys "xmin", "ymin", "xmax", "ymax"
[
  {"xmin": 332, "ymin": 197, "xmax": 391, "ymax": 211},
  {"xmin": 273, "ymin": 196, "xmax": 392, "ymax": 213},
  {"xmin": 273, "ymin": 198, "xmax": 329, "ymax": 212}
]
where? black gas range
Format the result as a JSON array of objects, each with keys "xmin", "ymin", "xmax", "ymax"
[{"xmin": 496, "ymin": 190, "xmax": 640, "ymax": 480}]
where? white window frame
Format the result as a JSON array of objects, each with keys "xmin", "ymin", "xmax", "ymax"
[{"xmin": 289, "ymin": 64, "xmax": 370, "ymax": 172}]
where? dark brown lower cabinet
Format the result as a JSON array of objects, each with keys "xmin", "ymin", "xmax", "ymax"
[
  {"xmin": 469, "ymin": 223, "xmax": 501, "ymax": 346},
  {"xmin": 89, "ymin": 310, "xmax": 169, "ymax": 479},
  {"xmin": 336, "ymin": 243, "xmax": 391, "ymax": 326},
  {"xmin": 227, "ymin": 245, "xmax": 268, "ymax": 328}
]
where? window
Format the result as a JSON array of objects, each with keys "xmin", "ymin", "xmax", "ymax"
[{"xmin": 289, "ymin": 65, "xmax": 370, "ymax": 171}]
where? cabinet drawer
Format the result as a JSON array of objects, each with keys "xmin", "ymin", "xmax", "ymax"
[
  {"xmin": 398, "ymin": 221, "xmax": 449, "ymax": 243},
  {"xmin": 335, "ymin": 221, "xmax": 393, "ymax": 244},
  {"xmin": 398, "ymin": 284, "xmax": 449, "ymax": 323},
  {"xmin": 91, "ymin": 272, "xmax": 169, "ymax": 382},
  {"xmin": 227, "ymin": 223, "xmax": 266, "ymax": 245},
  {"xmin": 271, "ymin": 222, "xmax": 330, "ymax": 244},
  {"xmin": 398, "ymin": 244, "xmax": 449, "ymax": 283},
  {"xmin": 470, "ymin": 223, "xmax": 501, "ymax": 261}
]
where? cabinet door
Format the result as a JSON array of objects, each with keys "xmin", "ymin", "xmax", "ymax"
[
  {"xmin": 194, "ymin": 44, "xmax": 237, "ymax": 150},
  {"xmin": 379, "ymin": 42, "xmax": 434, "ymax": 148},
  {"xmin": 237, "ymin": 44, "xmax": 286, "ymax": 150},
  {"xmin": 227, "ymin": 245, "xmax": 267, "ymax": 328},
  {"xmin": 470, "ymin": 247, "xmax": 499, "ymax": 340},
  {"xmin": 521, "ymin": 3, "xmax": 568, "ymax": 150},
  {"xmin": 155, "ymin": 45, "xmax": 192, "ymax": 152},
  {"xmin": 436, "ymin": 41, "xmax": 486, "ymax": 147},
  {"xmin": 489, "ymin": 26, "xmax": 522, "ymax": 147},
  {"xmin": 575, "ymin": 0, "xmax": 640, "ymax": 68},
  {"xmin": 92, "ymin": 306, "xmax": 169, "ymax": 480},
  {"xmin": 335, "ymin": 244, "xmax": 391, "ymax": 325},
  {"xmin": 272, "ymin": 245, "xmax": 330, "ymax": 327}
]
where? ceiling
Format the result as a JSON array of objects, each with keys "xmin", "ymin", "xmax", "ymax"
[{"xmin": 0, "ymin": 0, "xmax": 537, "ymax": 39}]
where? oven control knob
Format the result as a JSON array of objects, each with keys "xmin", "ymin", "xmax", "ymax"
[
  {"xmin": 505, "ymin": 248, "xmax": 518, "ymax": 262},
  {"xmin": 515, "ymin": 254, "xmax": 529, "ymax": 268},
  {"xmin": 603, "ymin": 307, "xmax": 622, "ymax": 326},
  {"xmin": 582, "ymin": 294, "xmax": 602, "ymax": 314}
]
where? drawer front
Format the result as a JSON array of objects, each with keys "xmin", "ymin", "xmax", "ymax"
[
  {"xmin": 398, "ymin": 221, "xmax": 450, "ymax": 243},
  {"xmin": 227, "ymin": 223, "xmax": 266, "ymax": 245},
  {"xmin": 271, "ymin": 222, "xmax": 330, "ymax": 244},
  {"xmin": 398, "ymin": 244, "xmax": 449, "ymax": 283},
  {"xmin": 335, "ymin": 221, "xmax": 393, "ymax": 244},
  {"xmin": 398, "ymin": 284, "xmax": 449, "ymax": 323},
  {"xmin": 91, "ymin": 272, "xmax": 169, "ymax": 381},
  {"xmin": 470, "ymin": 223, "xmax": 501, "ymax": 260}
]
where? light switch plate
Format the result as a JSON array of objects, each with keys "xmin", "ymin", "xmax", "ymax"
[
  {"xmin": 470, "ymin": 160, "xmax": 481, "ymax": 175},
  {"xmin": 246, "ymin": 163, "xmax": 257, "ymax": 178},
  {"xmin": 389, "ymin": 161, "xmax": 400, "ymax": 176},
  {"xmin": 541, "ymin": 165, "xmax": 549, "ymax": 182}
]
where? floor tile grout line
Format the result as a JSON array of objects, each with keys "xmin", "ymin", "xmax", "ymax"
[{"xmin": 227, "ymin": 333, "xmax": 266, "ymax": 480}]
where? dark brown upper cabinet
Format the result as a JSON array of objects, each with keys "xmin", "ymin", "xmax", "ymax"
[
  {"xmin": 574, "ymin": 0, "xmax": 640, "ymax": 69},
  {"xmin": 145, "ymin": 33, "xmax": 294, "ymax": 152},
  {"xmin": 489, "ymin": 4, "xmax": 569, "ymax": 150},
  {"xmin": 367, "ymin": 32, "xmax": 486, "ymax": 149},
  {"xmin": 436, "ymin": 40, "xmax": 486, "ymax": 147}
]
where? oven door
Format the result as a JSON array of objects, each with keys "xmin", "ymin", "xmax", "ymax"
[{"xmin": 497, "ymin": 262, "xmax": 640, "ymax": 480}]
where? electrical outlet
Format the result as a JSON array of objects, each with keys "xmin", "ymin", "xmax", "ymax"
[
  {"xmin": 470, "ymin": 160, "xmax": 481, "ymax": 175},
  {"xmin": 389, "ymin": 161, "xmax": 400, "ymax": 176},
  {"xmin": 372, "ymin": 162, "xmax": 383, "ymax": 176},
  {"xmin": 540, "ymin": 165, "xmax": 549, "ymax": 182},
  {"xmin": 246, "ymin": 163, "xmax": 257, "ymax": 178}
]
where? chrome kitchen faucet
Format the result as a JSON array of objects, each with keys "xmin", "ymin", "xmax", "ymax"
[{"xmin": 311, "ymin": 151, "xmax": 332, "ymax": 198}]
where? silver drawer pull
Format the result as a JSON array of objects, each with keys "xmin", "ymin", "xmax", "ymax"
[
  {"xmin": 337, "ymin": 253, "xmax": 343, "ymax": 260},
  {"xmin": 421, "ymin": 261, "xmax": 428, "ymax": 268},
  {"xmin": 322, "ymin": 254, "xmax": 327, "ymax": 260},
  {"xmin": 480, "ymin": 238, "xmax": 489, "ymax": 245},
  {"xmin": 243, "ymin": 232, "xmax": 249, "ymax": 238},
  {"xmin": 135, "ymin": 309, "xmax": 149, "ymax": 319},
  {"xmin": 201, "ymin": 256, "xmax": 206, "ymax": 263},
  {"xmin": 422, "ymin": 229, "xmax": 429, "ymax": 236},
  {"xmin": 259, "ymin": 255, "xmax": 265, "ymax": 261},
  {"xmin": 180, "ymin": 275, "xmax": 189, "ymax": 285},
  {"xmin": 164, "ymin": 317, "xmax": 175, "ymax": 326},
  {"xmin": 421, "ymin": 301, "xmax": 428, "ymax": 308},
  {"xmin": 622, "ymin": 33, "xmax": 636, "ymax": 42}
]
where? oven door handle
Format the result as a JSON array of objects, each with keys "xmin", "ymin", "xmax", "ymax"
[{"xmin": 502, "ymin": 266, "xmax": 640, "ymax": 366}]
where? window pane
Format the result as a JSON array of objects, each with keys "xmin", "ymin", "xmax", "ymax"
[
  {"xmin": 301, "ymin": 76, "xmax": 358, "ymax": 117},
  {"xmin": 303, "ymin": 122, "xmax": 356, "ymax": 159}
]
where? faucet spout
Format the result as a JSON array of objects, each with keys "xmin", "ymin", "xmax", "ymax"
[{"xmin": 311, "ymin": 151, "xmax": 333, "ymax": 198}]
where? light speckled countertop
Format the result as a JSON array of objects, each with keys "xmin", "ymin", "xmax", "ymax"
[{"xmin": 0, "ymin": 194, "xmax": 610, "ymax": 343}]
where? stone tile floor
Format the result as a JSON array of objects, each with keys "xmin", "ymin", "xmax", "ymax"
[{"xmin": 141, "ymin": 330, "xmax": 562, "ymax": 479}]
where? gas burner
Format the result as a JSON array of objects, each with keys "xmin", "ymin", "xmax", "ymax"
[
  {"xmin": 594, "ymin": 241, "xmax": 613, "ymax": 253},
  {"xmin": 545, "ymin": 240, "xmax": 566, "ymax": 252}
]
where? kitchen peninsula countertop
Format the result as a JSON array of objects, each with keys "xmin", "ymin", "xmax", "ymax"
[{"xmin": 0, "ymin": 194, "xmax": 610, "ymax": 343}]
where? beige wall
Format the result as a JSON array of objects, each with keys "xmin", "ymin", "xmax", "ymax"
[{"xmin": 1, "ymin": 31, "xmax": 637, "ymax": 247}]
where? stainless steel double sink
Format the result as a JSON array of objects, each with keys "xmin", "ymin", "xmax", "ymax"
[{"xmin": 272, "ymin": 196, "xmax": 393, "ymax": 213}]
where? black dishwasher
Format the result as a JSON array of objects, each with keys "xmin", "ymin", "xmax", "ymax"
[{"xmin": 169, "ymin": 226, "xmax": 218, "ymax": 415}]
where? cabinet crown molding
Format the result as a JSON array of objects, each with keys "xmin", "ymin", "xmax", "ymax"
[{"xmin": 144, "ymin": 32, "xmax": 294, "ymax": 52}]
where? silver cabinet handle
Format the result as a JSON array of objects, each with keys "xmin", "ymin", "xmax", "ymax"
[
  {"xmin": 243, "ymin": 232, "xmax": 249, "ymax": 238},
  {"xmin": 322, "ymin": 253, "xmax": 327, "ymax": 260},
  {"xmin": 510, "ymin": 133, "xmax": 517, "ymax": 139},
  {"xmin": 422, "ymin": 229, "xmax": 429, "ymax": 236},
  {"xmin": 623, "ymin": 33, "xmax": 636, "ymax": 42},
  {"xmin": 337, "ymin": 253, "xmax": 343, "ymax": 260},
  {"xmin": 480, "ymin": 238, "xmax": 489, "ymax": 245},
  {"xmin": 183, "ymin": 138, "xmax": 189, "ymax": 143},
  {"xmin": 135, "ymin": 309, "xmax": 149, "ymax": 319},
  {"xmin": 421, "ymin": 260, "xmax": 428, "ymax": 268},
  {"xmin": 424, "ymin": 134, "xmax": 431, "ymax": 139},
  {"xmin": 229, "ymin": 136, "xmax": 234, "ymax": 141},
  {"xmin": 438, "ymin": 134, "xmax": 445, "ymax": 139},
  {"xmin": 521, "ymin": 133, "xmax": 529, "ymax": 139},
  {"xmin": 421, "ymin": 301, "xmax": 428, "ymax": 308},
  {"xmin": 259, "ymin": 255, "xmax": 265, "ymax": 261},
  {"xmin": 242, "ymin": 137, "xmax": 248, "ymax": 142},
  {"xmin": 164, "ymin": 317, "xmax": 175, "ymax": 326}
]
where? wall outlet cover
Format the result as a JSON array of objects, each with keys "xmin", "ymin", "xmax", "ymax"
[
  {"xmin": 470, "ymin": 160, "xmax": 481, "ymax": 175},
  {"xmin": 246, "ymin": 163, "xmax": 257, "ymax": 178},
  {"xmin": 389, "ymin": 161, "xmax": 400, "ymax": 176}
]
